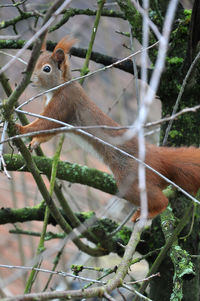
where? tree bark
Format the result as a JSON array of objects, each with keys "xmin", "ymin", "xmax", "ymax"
[{"xmin": 149, "ymin": 1, "xmax": 200, "ymax": 300}]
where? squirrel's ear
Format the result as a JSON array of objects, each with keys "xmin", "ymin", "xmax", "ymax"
[
  {"xmin": 52, "ymin": 36, "xmax": 77, "ymax": 69},
  {"xmin": 54, "ymin": 36, "xmax": 77, "ymax": 54},
  {"xmin": 41, "ymin": 31, "xmax": 48, "ymax": 52},
  {"xmin": 41, "ymin": 38, "xmax": 46, "ymax": 52},
  {"xmin": 52, "ymin": 48, "xmax": 65, "ymax": 69}
]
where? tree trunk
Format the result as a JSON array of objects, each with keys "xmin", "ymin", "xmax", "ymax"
[{"xmin": 149, "ymin": 1, "xmax": 200, "ymax": 299}]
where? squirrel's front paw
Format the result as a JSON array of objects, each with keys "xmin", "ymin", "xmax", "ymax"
[
  {"xmin": 15, "ymin": 123, "xmax": 23, "ymax": 134},
  {"xmin": 28, "ymin": 137, "xmax": 40, "ymax": 151}
]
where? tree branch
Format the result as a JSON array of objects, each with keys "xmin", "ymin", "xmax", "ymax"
[
  {"xmin": 0, "ymin": 39, "xmax": 143, "ymax": 75},
  {"xmin": 3, "ymin": 154, "xmax": 117, "ymax": 195},
  {"xmin": 0, "ymin": 205, "xmax": 131, "ymax": 256},
  {"xmin": 0, "ymin": 8, "xmax": 125, "ymax": 31}
]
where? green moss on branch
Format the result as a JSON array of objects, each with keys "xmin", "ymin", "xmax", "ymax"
[
  {"xmin": 0, "ymin": 39, "xmax": 140, "ymax": 75},
  {"xmin": 4, "ymin": 154, "xmax": 117, "ymax": 195},
  {"xmin": 0, "ymin": 205, "xmax": 130, "ymax": 257},
  {"xmin": 0, "ymin": 12, "xmax": 35, "ymax": 30}
]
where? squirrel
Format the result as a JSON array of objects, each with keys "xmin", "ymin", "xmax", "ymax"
[{"xmin": 15, "ymin": 36, "xmax": 200, "ymax": 222}]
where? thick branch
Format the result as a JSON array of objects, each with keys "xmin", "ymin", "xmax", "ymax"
[
  {"xmin": 0, "ymin": 205, "xmax": 130, "ymax": 256},
  {"xmin": 3, "ymin": 154, "xmax": 117, "ymax": 195},
  {"xmin": 160, "ymin": 206, "xmax": 195, "ymax": 300}
]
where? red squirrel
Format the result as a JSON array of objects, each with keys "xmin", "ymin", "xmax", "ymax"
[{"xmin": 16, "ymin": 36, "xmax": 200, "ymax": 222}]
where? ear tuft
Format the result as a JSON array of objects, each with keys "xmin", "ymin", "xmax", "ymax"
[
  {"xmin": 52, "ymin": 48, "xmax": 65, "ymax": 69},
  {"xmin": 53, "ymin": 36, "xmax": 77, "ymax": 55},
  {"xmin": 41, "ymin": 31, "xmax": 48, "ymax": 52}
]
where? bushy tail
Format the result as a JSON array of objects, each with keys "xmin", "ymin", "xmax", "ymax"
[{"xmin": 160, "ymin": 146, "xmax": 200, "ymax": 195}]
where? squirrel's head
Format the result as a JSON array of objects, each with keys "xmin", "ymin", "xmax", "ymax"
[{"xmin": 31, "ymin": 36, "xmax": 76, "ymax": 90}]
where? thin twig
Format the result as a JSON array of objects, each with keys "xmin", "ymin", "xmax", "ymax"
[
  {"xmin": 0, "ymin": 264, "xmax": 106, "ymax": 285},
  {"xmin": 117, "ymin": 288, "xmax": 127, "ymax": 301},
  {"xmin": 125, "ymin": 272, "xmax": 160, "ymax": 285},
  {"xmin": 0, "ymin": 121, "xmax": 11, "ymax": 179},
  {"xmin": 106, "ymin": 78, "xmax": 133, "ymax": 115},
  {"xmin": 80, "ymin": 0, "xmax": 106, "ymax": 84},
  {"xmin": 0, "ymin": 50, "xmax": 27, "ymax": 65},
  {"xmin": 0, "ymin": 35, "xmax": 21, "ymax": 39},
  {"xmin": 123, "ymin": 284, "xmax": 153, "ymax": 300},
  {"xmin": 24, "ymin": 135, "xmax": 65, "ymax": 293},
  {"xmin": 145, "ymin": 104, "xmax": 200, "ymax": 128},
  {"xmin": 108, "ymin": 207, "xmax": 137, "ymax": 237}
]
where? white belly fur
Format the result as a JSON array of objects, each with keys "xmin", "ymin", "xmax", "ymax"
[{"xmin": 45, "ymin": 92, "xmax": 53, "ymax": 106}]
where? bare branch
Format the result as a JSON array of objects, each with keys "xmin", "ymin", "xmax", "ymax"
[
  {"xmin": 0, "ymin": 121, "xmax": 11, "ymax": 179},
  {"xmin": 0, "ymin": 50, "xmax": 27, "ymax": 65},
  {"xmin": 125, "ymin": 272, "xmax": 160, "ymax": 285},
  {"xmin": 0, "ymin": 264, "xmax": 106, "ymax": 285},
  {"xmin": 0, "ymin": 35, "xmax": 21, "ymax": 39},
  {"xmin": 123, "ymin": 284, "xmax": 153, "ymax": 300}
]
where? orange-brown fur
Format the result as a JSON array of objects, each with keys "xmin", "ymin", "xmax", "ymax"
[{"xmin": 16, "ymin": 37, "xmax": 200, "ymax": 222}]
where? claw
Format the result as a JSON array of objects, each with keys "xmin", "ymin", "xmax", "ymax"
[{"xmin": 28, "ymin": 138, "xmax": 40, "ymax": 151}]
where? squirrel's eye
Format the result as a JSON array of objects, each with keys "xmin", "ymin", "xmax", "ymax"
[{"xmin": 43, "ymin": 65, "xmax": 51, "ymax": 73}]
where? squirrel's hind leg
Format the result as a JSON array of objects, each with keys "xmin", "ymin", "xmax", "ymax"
[{"xmin": 131, "ymin": 188, "xmax": 169, "ymax": 222}]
